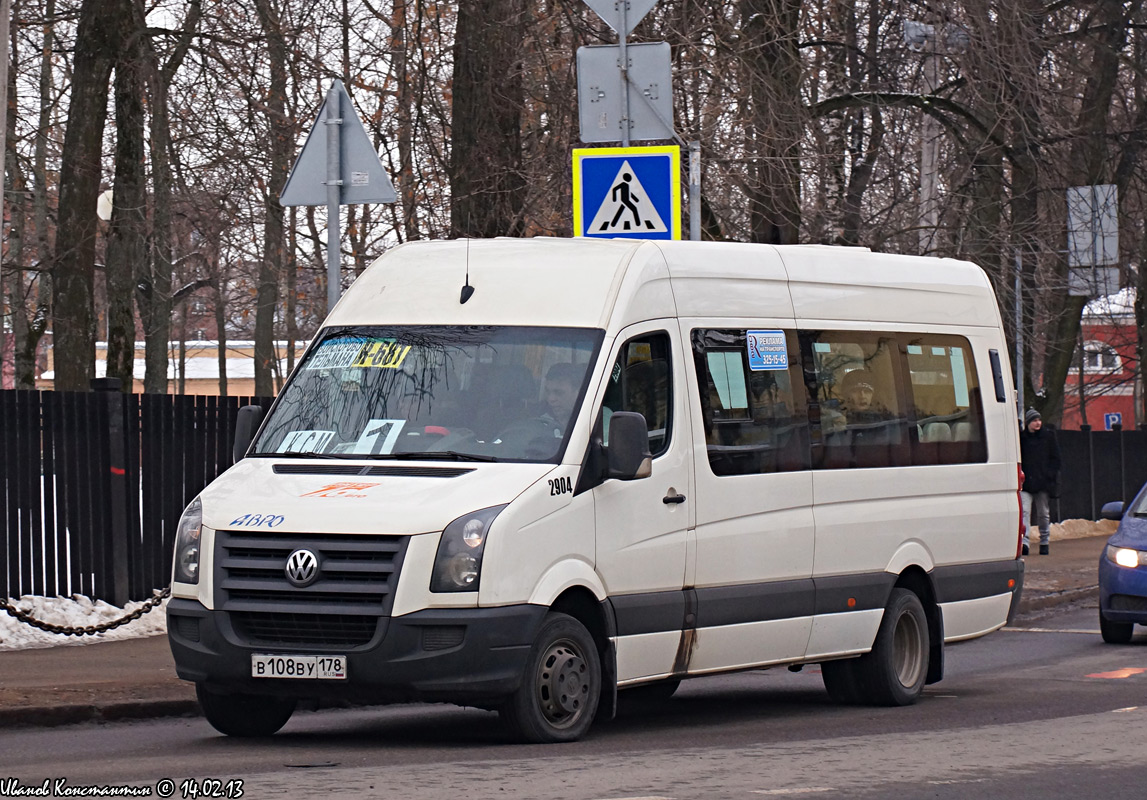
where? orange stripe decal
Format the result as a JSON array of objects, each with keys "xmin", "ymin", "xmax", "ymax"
[{"xmin": 1087, "ymin": 668, "xmax": 1147, "ymax": 679}]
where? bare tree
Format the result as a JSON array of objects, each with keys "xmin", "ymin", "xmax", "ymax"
[
  {"xmin": 450, "ymin": 0, "xmax": 527, "ymax": 237},
  {"xmin": 51, "ymin": 0, "xmax": 127, "ymax": 391}
]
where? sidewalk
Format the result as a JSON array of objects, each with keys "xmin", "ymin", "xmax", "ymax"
[{"xmin": 0, "ymin": 534, "xmax": 1110, "ymax": 729}]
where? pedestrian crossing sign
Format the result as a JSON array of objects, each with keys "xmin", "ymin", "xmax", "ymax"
[{"xmin": 573, "ymin": 146, "xmax": 680, "ymax": 240}]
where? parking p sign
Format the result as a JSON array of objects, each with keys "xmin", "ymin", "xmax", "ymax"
[{"xmin": 1104, "ymin": 412, "xmax": 1123, "ymax": 430}]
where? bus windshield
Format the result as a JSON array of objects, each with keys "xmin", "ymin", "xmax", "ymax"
[{"xmin": 252, "ymin": 325, "xmax": 604, "ymax": 463}]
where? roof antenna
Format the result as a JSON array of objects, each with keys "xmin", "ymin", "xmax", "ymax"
[{"xmin": 460, "ymin": 238, "xmax": 475, "ymax": 304}]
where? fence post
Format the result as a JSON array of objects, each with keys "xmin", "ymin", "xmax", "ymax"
[
  {"xmin": 92, "ymin": 378, "xmax": 130, "ymax": 607},
  {"xmin": 1118, "ymin": 424, "xmax": 1126, "ymax": 505},
  {"xmin": 1080, "ymin": 424, "xmax": 1096, "ymax": 520}
]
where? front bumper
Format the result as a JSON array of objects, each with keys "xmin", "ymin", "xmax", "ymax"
[
  {"xmin": 1098, "ymin": 556, "xmax": 1147, "ymax": 625},
  {"xmin": 167, "ymin": 598, "xmax": 547, "ymax": 705}
]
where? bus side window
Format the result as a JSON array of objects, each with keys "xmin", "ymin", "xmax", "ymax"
[{"xmin": 602, "ymin": 332, "xmax": 672, "ymax": 457}]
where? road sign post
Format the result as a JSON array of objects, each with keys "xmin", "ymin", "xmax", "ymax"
[
  {"xmin": 324, "ymin": 85, "xmax": 342, "ymax": 316},
  {"xmin": 576, "ymin": 0, "xmax": 700, "ymax": 241},
  {"xmin": 281, "ymin": 80, "xmax": 396, "ymax": 315}
]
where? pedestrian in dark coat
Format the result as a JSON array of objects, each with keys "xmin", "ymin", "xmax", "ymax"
[{"xmin": 1020, "ymin": 408, "xmax": 1061, "ymax": 555}]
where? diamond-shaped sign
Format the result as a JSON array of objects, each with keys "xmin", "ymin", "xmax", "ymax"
[{"xmin": 583, "ymin": 0, "xmax": 659, "ymax": 37}]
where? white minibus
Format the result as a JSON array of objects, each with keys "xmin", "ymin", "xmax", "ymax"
[{"xmin": 168, "ymin": 237, "xmax": 1024, "ymax": 742}]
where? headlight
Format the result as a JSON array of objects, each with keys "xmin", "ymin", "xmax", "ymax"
[
  {"xmin": 1106, "ymin": 544, "xmax": 1143, "ymax": 569},
  {"xmin": 430, "ymin": 505, "xmax": 507, "ymax": 593},
  {"xmin": 173, "ymin": 497, "xmax": 204, "ymax": 584}
]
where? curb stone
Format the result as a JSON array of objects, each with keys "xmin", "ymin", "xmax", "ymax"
[
  {"xmin": 1016, "ymin": 585, "xmax": 1098, "ymax": 616},
  {"xmin": 0, "ymin": 699, "xmax": 201, "ymax": 729}
]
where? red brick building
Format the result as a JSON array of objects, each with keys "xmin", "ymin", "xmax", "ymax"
[{"xmin": 1060, "ymin": 289, "xmax": 1139, "ymax": 430}]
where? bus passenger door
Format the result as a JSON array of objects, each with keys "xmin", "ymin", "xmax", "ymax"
[
  {"xmin": 686, "ymin": 325, "xmax": 815, "ymax": 672},
  {"xmin": 592, "ymin": 325, "xmax": 695, "ymax": 684}
]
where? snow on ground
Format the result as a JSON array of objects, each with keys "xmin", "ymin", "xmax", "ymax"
[{"xmin": 0, "ymin": 594, "xmax": 168, "ymax": 652}]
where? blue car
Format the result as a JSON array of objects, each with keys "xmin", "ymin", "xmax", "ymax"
[{"xmin": 1098, "ymin": 489, "xmax": 1147, "ymax": 643}]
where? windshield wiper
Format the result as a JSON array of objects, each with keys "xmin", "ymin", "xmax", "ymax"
[
  {"xmin": 375, "ymin": 450, "xmax": 498, "ymax": 463},
  {"xmin": 255, "ymin": 451, "xmax": 356, "ymax": 459}
]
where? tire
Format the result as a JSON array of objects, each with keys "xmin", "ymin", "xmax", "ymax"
[
  {"xmin": 500, "ymin": 613, "xmax": 602, "ymax": 743},
  {"xmin": 196, "ymin": 684, "xmax": 297, "ymax": 737},
  {"xmin": 821, "ymin": 659, "xmax": 862, "ymax": 704},
  {"xmin": 1099, "ymin": 611, "xmax": 1134, "ymax": 644},
  {"xmin": 854, "ymin": 588, "xmax": 929, "ymax": 706}
]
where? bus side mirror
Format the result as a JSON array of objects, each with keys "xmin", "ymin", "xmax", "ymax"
[
  {"xmin": 1100, "ymin": 501, "xmax": 1125, "ymax": 521},
  {"xmin": 233, "ymin": 405, "xmax": 266, "ymax": 463},
  {"xmin": 606, "ymin": 411, "xmax": 653, "ymax": 480}
]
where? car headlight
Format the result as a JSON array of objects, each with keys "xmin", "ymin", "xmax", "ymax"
[
  {"xmin": 1106, "ymin": 544, "xmax": 1144, "ymax": 569},
  {"xmin": 430, "ymin": 505, "xmax": 507, "ymax": 593},
  {"xmin": 173, "ymin": 497, "xmax": 204, "ymax": 584}
]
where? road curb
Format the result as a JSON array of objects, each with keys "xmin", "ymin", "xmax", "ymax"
[
  {"xmin": 1017, "ymin": 584, "xmax": 1098, "ymax": 615},
  {"xmin": 0, "ymin": 699, "xmax": 200, "ymax": 729}
]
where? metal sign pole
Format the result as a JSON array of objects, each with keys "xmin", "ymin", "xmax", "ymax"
[
  {"xmin": 1015, "ymin": 250, "xmax": 1024, "ymax": 418},
  {"xmin": 325, "ymin": 84, "xmax": 344, "ymax": 316},
  {"xmin": 689, "ymin": 141, "xmax": 700, "ymax": 241},
  {"xmin": 618, "ymin": 2, "xmax": 630, "ymax": 146}
]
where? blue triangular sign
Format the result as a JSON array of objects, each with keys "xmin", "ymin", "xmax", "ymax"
[{"xmin": 280, "ymin": 80, "xmax": 397, "ymax": 206}]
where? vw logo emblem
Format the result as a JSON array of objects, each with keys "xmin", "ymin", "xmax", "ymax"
[{"xmin": 285, "ymin": 549, "xmax": 319, "ymax": 587}]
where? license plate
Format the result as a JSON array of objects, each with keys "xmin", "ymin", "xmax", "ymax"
[{"xmin": 251, "ymin": 654, "xmax": 347, "ymax": 680}]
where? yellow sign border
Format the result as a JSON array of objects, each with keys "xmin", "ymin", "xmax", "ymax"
[{"xmin": 572, "ymin": 145, "xmax": 681, "ymax": 240}]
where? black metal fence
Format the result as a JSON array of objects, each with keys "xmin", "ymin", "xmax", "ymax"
[
  {"xmin": 1, "ymin": 385, "xmax": 272, "ymax": 604},
  {"xmin": 1054, "ymin": 429, "xmax": 1147, "ymax": 522},
  {"xmin": 2, "ymin": 388, "xmax": 1143, "ymax": 603}
]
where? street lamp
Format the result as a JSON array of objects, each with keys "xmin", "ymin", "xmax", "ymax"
[{"xmin": 903, "ymin": 20, "xmax": 968, "ymax": 255}]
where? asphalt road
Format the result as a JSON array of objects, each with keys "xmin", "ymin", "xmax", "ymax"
[{"xmin": 2, "ymin": 600, "xmax": 1145, "ymax": 800}]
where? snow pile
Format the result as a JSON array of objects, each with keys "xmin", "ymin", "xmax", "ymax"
[{"xmin": 0, "ymin": 594, "xmax": 168, "ymax": 652}]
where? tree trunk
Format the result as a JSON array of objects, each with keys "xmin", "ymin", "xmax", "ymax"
[
  {"xmin": 1039, "ymin": 0, "xmax": 1136, "ymax": 423},
  {"xmin": 286, "ymin": 209, "xmax": 297, "ymax": 376},
  {"xmin": 253, "ymin": 0, "xmax": 291, "ymax": 397},
  {"xmin": 449, "ymin": 0, "xmax": 527, "ymax": 238},
  {"xmin": 393, "ymin": 0, "xmax": 419, "ymax": 241},
  {"xmin": 137, "ymin": 0, "xmax": 200, "ymax": 394},
  {"xmin": 104, "ymin": 25, "xmax": 147, "ymax": 391},
  {"xmin": 214, "ymin": 272, "xmax": 228, "ymax": 398},
  {"xmin": 740, "ymin": 0, "xmax": 803, "ymax": 244},
  {"xmin": 0, "ymin": 0, "xmax": 11, "ymax": 388},
  {"xmin": 15, "ymin": 0, "xmax": 56, "ymax": 389},
  {"xmin": 51, "ymin": 0, "xmax": 122, "ymax": 390},
  {"xmin": 3, "ymin": 0, "xmax": 22, "ymax": 389}
]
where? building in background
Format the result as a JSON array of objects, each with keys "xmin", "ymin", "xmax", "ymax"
[
  {"xmin": 1061, "ymin": 288, "xmax": 1139, "ymax": 430},
  {"xmin": 36, "ymin": 339, "xmax": 307, "ymax": 396}
]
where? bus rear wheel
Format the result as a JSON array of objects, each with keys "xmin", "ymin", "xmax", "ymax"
[{"xmin": 854, "ymin": 588, "xmax": 929, "ymax": 706}]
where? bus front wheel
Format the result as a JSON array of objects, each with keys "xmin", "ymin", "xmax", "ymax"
[
  {"xmin": 500, "ymin": 612, "xmax": 601, "ymax": 743},
  {"xmin": 196, "ymin": 684, "xmax": 296, "ymax": 737}
]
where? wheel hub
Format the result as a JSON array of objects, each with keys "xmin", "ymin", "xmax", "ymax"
[
  {"xmin": 893, "ymin": 610, "xmax": 925, "ymax": 687},
  {"xmin": 538, "ymin": 641, "xmax": 589, "ymax": 721}
]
